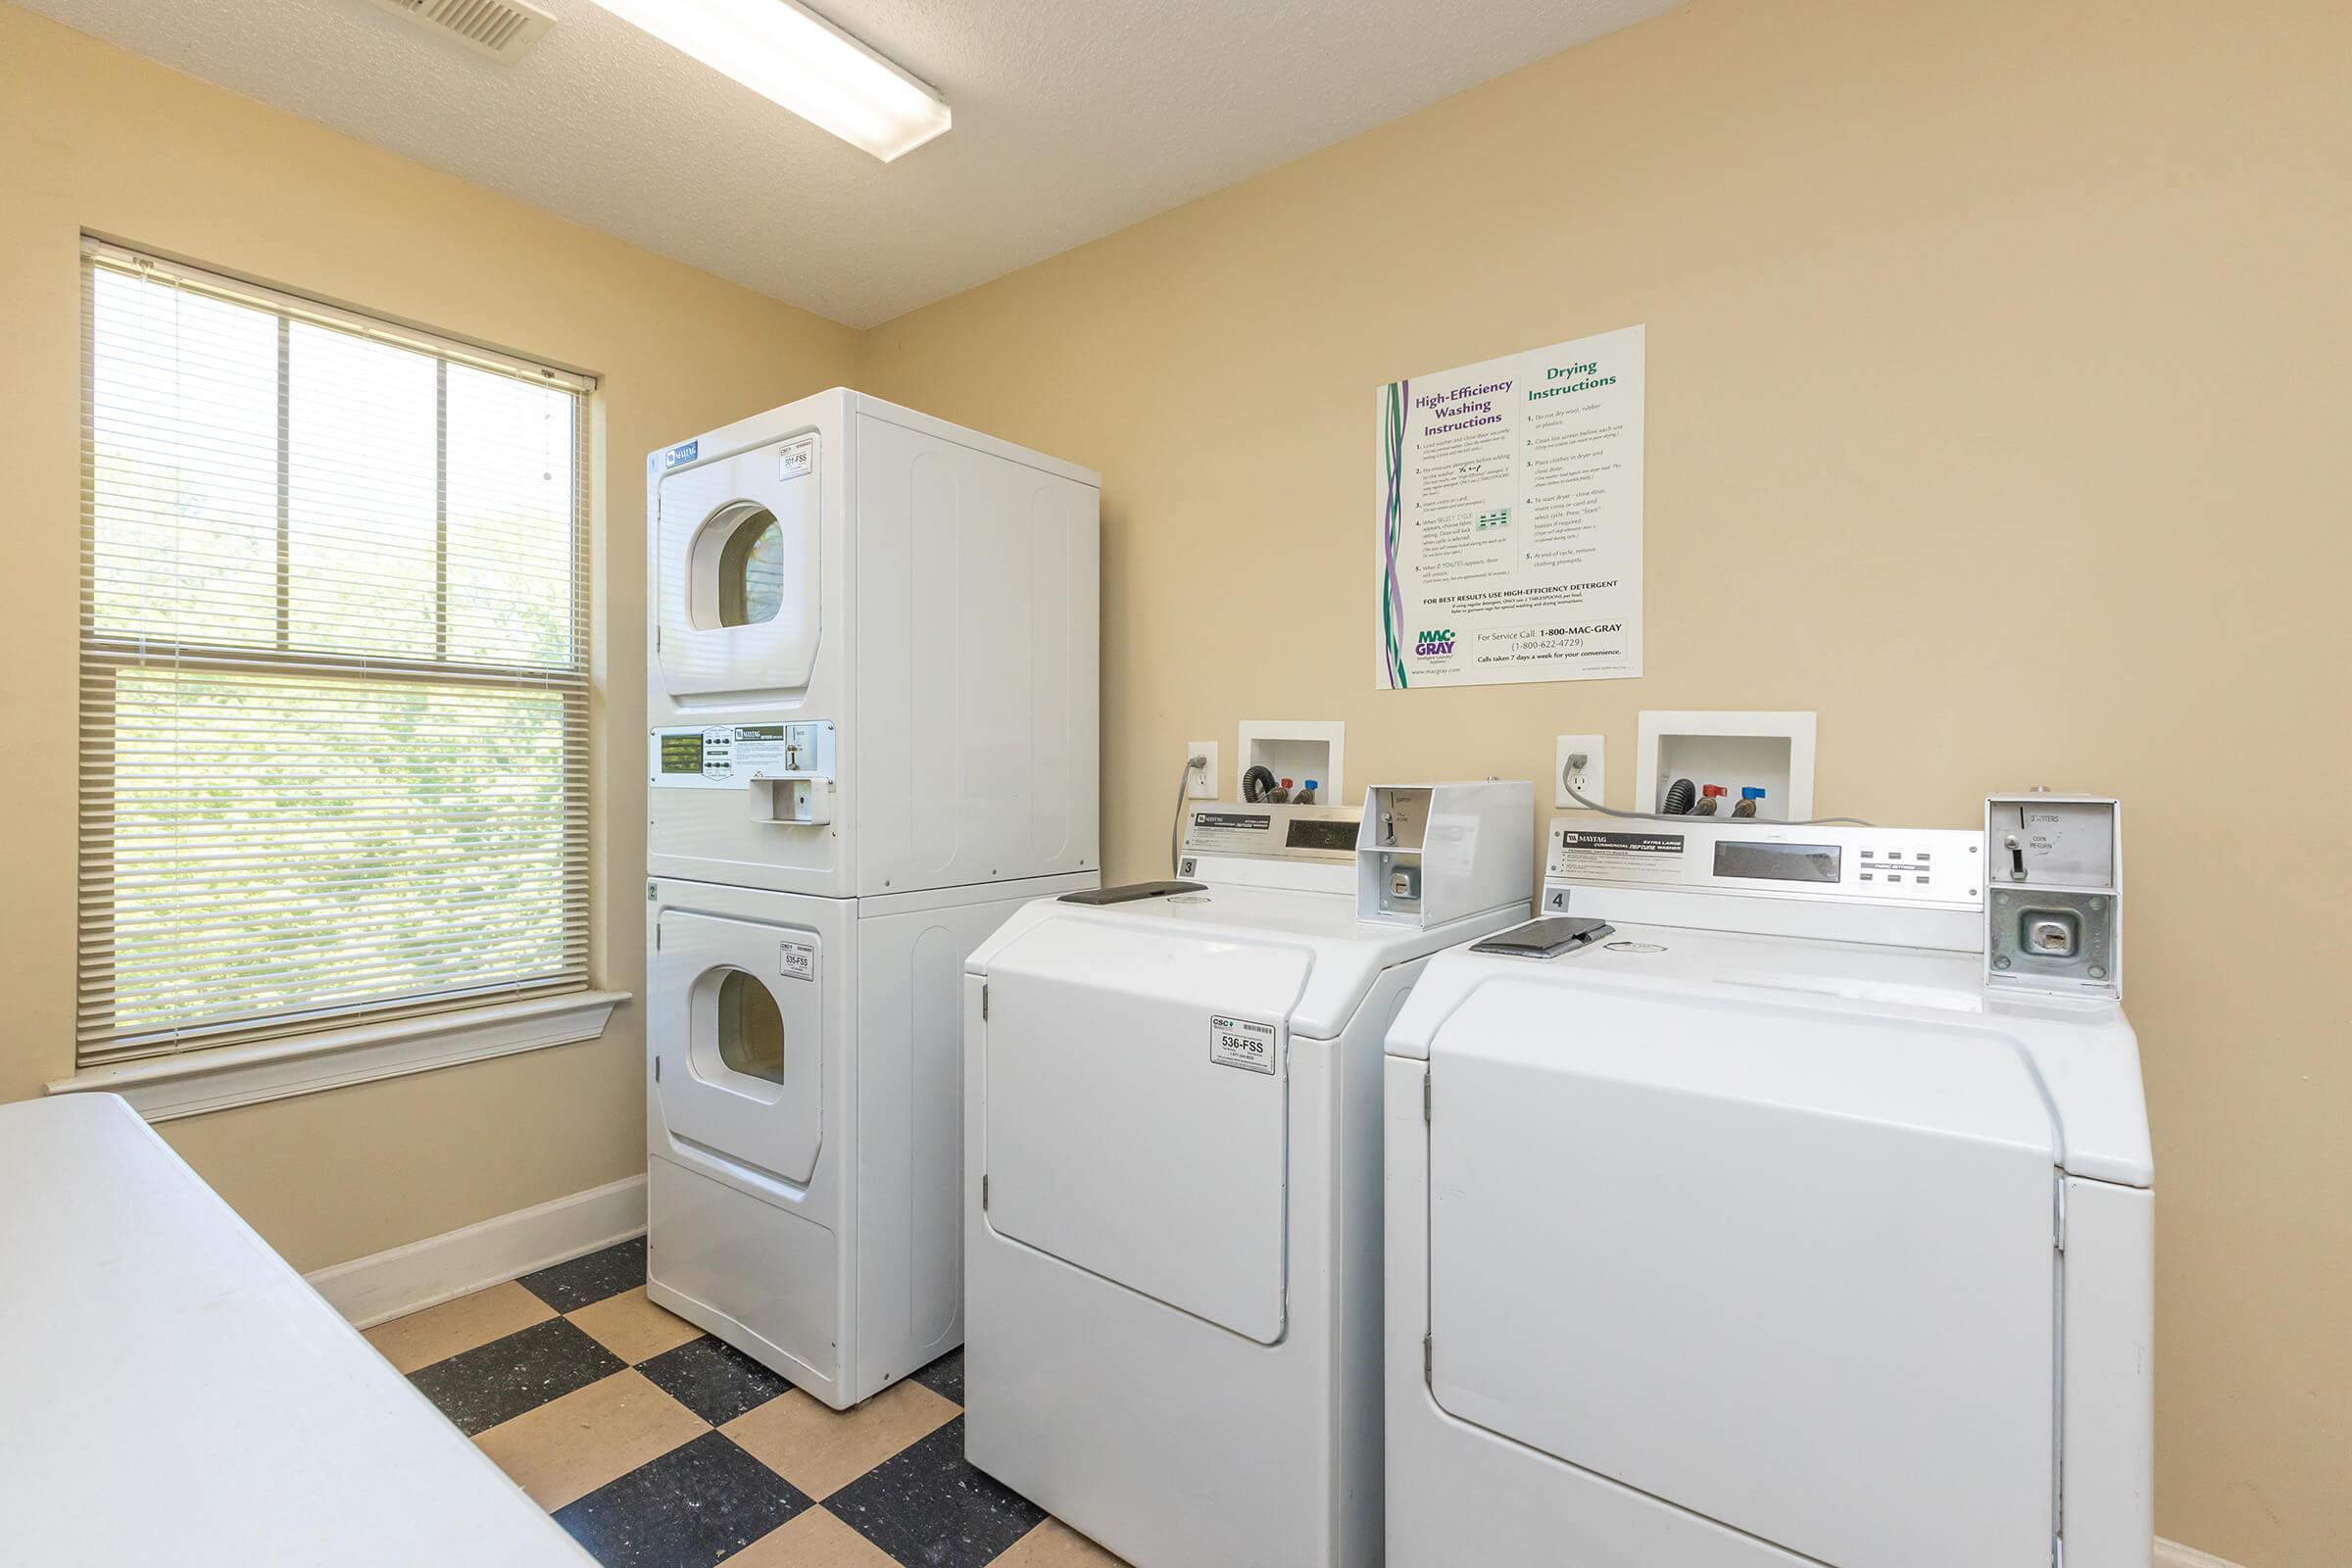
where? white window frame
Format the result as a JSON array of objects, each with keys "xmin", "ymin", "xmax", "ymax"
[{"xmin": 53, "ymin": 239, "xmax": 624, "ymax": 1119}]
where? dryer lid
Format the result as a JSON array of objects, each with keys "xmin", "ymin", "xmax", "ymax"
[
  {"xmin": 979, "ymin": 916, "xmax": 1307, "ymax": 1344},
  {"xmin": 1423, "ymin": 979, "xmax": 2060, "ymax": 1568}
]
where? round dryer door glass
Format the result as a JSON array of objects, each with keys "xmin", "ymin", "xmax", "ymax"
[
  {"xmin": 714, "ymin": 968, "xmax": 785, "ymax": 1084},
  {"xmin": 714, "ymin": 509, "xmax": 786, "ymax": 626}
]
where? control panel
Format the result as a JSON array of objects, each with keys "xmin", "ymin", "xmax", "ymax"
[
  {"xmin": 1540, "ymin": 820, "xmax": 1984, "ymax": 912},
  {"xmin": 1178, "ymin": 803, "xmax": 1361, "ymax": 874},
  {"xmin": 650, "ymin": 721, "xmax": 836, "ymax": 825}
]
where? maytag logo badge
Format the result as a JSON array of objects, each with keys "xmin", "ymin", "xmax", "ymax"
[{"xmin": 1414, "ymin": 628, "xmax": 1456, "ymax": 657}]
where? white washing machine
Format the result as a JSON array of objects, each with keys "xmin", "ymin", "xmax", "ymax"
[
  {"xmin": 962, "ymin": 784, "xmax": 1532, "ymax": 1568},
  {"xmin": 645, "ymin": 390, "xmax": 1101, "ymax": 1409},
  {"xmin": 1385, "ymin": 816, "xmax": 2154, "ymax": 1568}
]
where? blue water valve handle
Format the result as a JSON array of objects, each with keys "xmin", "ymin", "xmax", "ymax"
[{"xmin": 1741, "ymin": 787, "xmax": 1767, "ymax": 800}]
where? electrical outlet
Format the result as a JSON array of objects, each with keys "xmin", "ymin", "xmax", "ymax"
[
  {"xmin": 1555, "ymin": 735, "xmax": 1606, "ymax": 808},
  {"xmin": 1186, "ymin": 741, "xmax": 1219, "ymax": 799}
]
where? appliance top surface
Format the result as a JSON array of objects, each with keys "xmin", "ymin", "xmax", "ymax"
[
  {"xmin": 969, "ymin": 883, "xmax": 1526, "ymax": 1040},
  {"xmin": 1390, "ymin": 918, "xmax": 2150, "ymax": 1186},
  {"xmin": 653, "ymin": 387, "xmax": 1102, "ymax": 489}
]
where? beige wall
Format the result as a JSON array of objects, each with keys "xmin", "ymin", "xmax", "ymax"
[
  {"xmin": 5, "ymin": 0, "xmax": 2348, "ymax": 1561},
  {"xmin": 856, "ymin": 2, "xmax": 2352, "ymax": 1561},
  {"xmin": 0, "ymin": 4, "xmax": 861, "ymax": 1267}
]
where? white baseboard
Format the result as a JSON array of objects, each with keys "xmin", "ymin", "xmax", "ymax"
[
  {"xmin": 306, "ymin": 1173, "xmax": 647, "ymax": 1329},
  {"xmin": 2156, "ymin": 1540, "xmax": 2244, "ymax": 1568}
]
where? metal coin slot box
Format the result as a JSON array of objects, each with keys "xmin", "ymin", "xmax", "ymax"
[
  {"xmin": 1984, "ymin": 792, "xmax": 2122, "ymax": 999},
  {"xmin": 1357, "ymin": 781, "xmax": 1531, "ymax": 926}
]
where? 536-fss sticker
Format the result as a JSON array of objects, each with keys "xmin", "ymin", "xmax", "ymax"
[{"xmin": 1209, "ymin": 1015, "xmax": 1278, "ymax": 1074}]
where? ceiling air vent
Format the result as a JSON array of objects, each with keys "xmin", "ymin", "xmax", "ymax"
[{"xmin": 362, "ymin": 0, "xmax": 556, "ymax": 63}]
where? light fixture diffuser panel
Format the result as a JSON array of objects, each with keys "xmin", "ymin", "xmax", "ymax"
[{"xmin": 583, "ymin": 0, "xmax": 950, "ymax": 162}]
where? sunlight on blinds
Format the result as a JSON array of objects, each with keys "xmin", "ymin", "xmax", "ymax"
[{"xmin": 79, "ymin": 239, "xmax": 595, "ymax": 1065}]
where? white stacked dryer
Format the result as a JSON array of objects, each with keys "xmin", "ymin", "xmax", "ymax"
[{"xmin": 646, "ymin": 389, "xmax": 1100, "ymax": 1410}]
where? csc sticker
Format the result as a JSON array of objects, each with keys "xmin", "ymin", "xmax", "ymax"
[{"xmin": 1208, "ymin": 1014, "xmax": 1278, "ymax": 1074}]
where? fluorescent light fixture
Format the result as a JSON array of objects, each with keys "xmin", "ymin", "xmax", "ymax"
[{"xmin": 584, "ymin": 0, "xmax": 950, "ymax": 162}]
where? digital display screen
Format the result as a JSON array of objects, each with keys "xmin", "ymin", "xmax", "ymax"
[
  {"xmin": 660, "ymin": 734, "xmax": 705, "ymax": 774},
  {"xmin": 1713, "ymin": 841, "xmax": 1841, "ymax": 885},
  {"xmin": 1286, "ymin": 818, "xmax": 1360, "ymax": 853}
]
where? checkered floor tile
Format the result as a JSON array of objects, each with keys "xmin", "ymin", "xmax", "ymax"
[{"xmin": 368, "ymin": 1240, "xmax": 1125, "ymax": 1568}]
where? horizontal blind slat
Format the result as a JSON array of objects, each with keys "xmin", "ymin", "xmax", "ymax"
[{"xmin": 78, "ymin": 244, "xmax": 595, "ymax": 1065}]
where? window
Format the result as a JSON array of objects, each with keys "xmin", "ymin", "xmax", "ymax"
[
  {"xmin": 713, "ymin": 970, "xmax": 785, "ymax": 1084},
  {"xmin": 77, "ymin": 238, "xmax": 595, "ymax": 1068},
  {"xmin": 715, "ymin": 508, "xmax": 786, "ymax": 627}
]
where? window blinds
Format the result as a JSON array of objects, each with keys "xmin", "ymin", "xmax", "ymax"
[{"xmin": 77, "ymin": 238, "xmax": 596, "ymax": 1067}]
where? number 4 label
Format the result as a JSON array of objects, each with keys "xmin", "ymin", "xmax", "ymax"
[{"xmin": 1208, "ymin": 1015, "xmax": 1278, "ymax": 1074}]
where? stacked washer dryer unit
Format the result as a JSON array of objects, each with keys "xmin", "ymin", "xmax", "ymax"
[
  {"xmin": 645, "ymin": 389, "xmax": 1101, "ymax": 1411},
  {"xmin": 1385, "ymin": 803, "xmax": 2153, "ymax": 1568},
  {"xmin": 962, "ymin": 782, "xmax": 1533, "ymax": 1568}
]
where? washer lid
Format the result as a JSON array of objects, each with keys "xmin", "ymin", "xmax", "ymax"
[{"xmin": 1425, "ymin": 979, "xmax": 2059, "ymax": 1568}]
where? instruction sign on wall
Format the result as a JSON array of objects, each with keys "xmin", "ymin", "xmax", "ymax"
[{"xmin": 1374, "ymin": 325, "xmax": 1644, "ymax": 688}]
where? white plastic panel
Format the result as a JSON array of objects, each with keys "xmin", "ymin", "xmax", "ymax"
[
  {"xmin": 652, "ymin": 909, "xmax": 825, "ymax": 1186},
  {"xmin": 1427, "ymin": 980, "xmax": 2060, "ymax": 1568},
  {"xmin": 980, "ymin": 917, "xmax": 1306, "ymax": 1343},
  {"xmin": 852, "ymin": 897, "xmax": 1015, "ymax": 1392},
  {"xmin": 647, "ymin": 1153, "xmax": 840, "ymax": 1394},
  {"xmin": 854, "ymin": 409, "xmax": 1100, "ymax": 895},
  {"xmin": 1382, "ymin": 1057, "xmax": 1814, "ymax": 1568},
  {"xmin": 2059, "ymin": 1179, "xmax": 2157, "ymax": 1568},
  {"xmin": 656, "ymin": 436, "xmax": 822, "ymax": 703}
]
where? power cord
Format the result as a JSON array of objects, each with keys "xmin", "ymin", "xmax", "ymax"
[
  {"xmin": 1560, "ymin": 752, "xmax": 1873, "ymax": 827},
  {"xmin": 1172, "ymin": 754, "xmax": 1208, "ymax": 875}
]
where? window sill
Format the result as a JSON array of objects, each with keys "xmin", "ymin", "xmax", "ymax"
[{"xmin": 46, "ymin": 991, "xmax": 630, "ymax": 1123}]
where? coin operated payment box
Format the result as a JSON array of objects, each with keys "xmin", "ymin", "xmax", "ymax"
[
  {"xmin": 1984, "ymin": 792, "xmax": 2121, "ymax": 999},
  {"xmin": 1356, "ymin": 780, "xmax": 1533, "ymax": 926}
]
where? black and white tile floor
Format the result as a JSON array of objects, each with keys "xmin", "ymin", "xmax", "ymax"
[{"xmin": 367, "ymin": 1239, "xmax": 1123, "ymax": 1568}]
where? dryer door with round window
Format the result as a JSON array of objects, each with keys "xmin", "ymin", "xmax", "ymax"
[
  {"xmin": 652, "ymin": 906, "xmax": 825, "ymax": 1187},
  {"xmin": 656, "ymin": 435, "xmax": 821, "ymax": 702}
]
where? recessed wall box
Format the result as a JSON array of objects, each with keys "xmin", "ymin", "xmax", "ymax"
[
  {"xmin": 1238, "ymin": 720, "xmax": 1345, "ymax": 804},
  {"xmin": 1356, "ymin": 780, "xmax": 1533, "ymax": 926},
  {"xmin": 1636, "ymin": 710, "xmax": 1816, "ymax": 822},
  {"xmin": 1984, "ymin": 792, "xmax": 2122, "ymax": 999}
]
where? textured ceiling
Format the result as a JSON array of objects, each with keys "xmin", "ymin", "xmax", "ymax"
[{"xmin": 20, "ymin": 0, "xmax": 1683, "ymax": 326}]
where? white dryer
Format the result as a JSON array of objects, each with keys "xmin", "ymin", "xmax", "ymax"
[
  {"xmin": 647, "ymin": 387, "xmax": 1100, "ymax": 898},
  {"xmin": 645, "ymin": 391, "xmax": 1101, "ymax": 1410},
  {"xmin": 1385, "ymin": 817, "xmax": 2155, "ymax": 1568},
  {"xmin": 962, "ymin": 784, "xmax": 1532, "ymax": 1568}
]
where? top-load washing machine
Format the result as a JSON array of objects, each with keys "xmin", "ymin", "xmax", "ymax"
[
  {"xmin": 961, "ymin": 782, "xmax": 1533, "ymax": 1568},
  {"xmin": 1384, "ymin": 812, "xmax": 2154, "ymax": 1568},
  {"xmin": 646, "ymin": 390, "xmax": 1101, "ymax": 1409}
]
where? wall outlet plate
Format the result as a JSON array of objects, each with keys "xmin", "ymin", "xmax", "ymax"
[
  {"xmin": 1186, "ymin": 741, "xmax": 1219, "ymax": 799},
  {"xmin": 1555, "ymin": 735, "xmax": 1605, "ymax": 808}
]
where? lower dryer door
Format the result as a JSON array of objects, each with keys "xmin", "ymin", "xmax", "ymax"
[
  {"xmin": 980, "ymin": 916, "xmax": 1307, "ymax": 1345},
  {"xmin": 1424, "ymin": 979, "xmax": 2062, "ymax": 1568},
  {"xmin": 652, "ymin": 906, "xmax": 826, "ymax": 1186}
]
